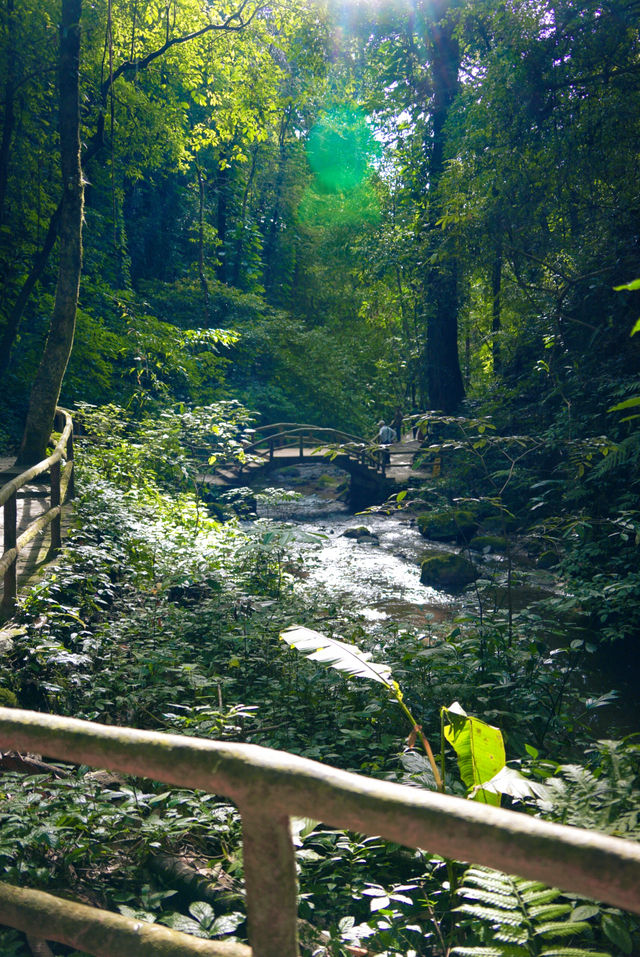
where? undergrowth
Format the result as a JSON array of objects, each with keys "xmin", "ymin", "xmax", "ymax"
[{"xmin": 0, "ymin": 409, "xmax": 639, "ymax": 955}]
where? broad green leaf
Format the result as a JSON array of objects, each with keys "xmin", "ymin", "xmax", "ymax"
[
  {"xmin": 280, "ymin": 626, "xmax": 393, "ymax": 685},
  {"xmin": 631, "ymin": 317, "xmax": 640, "ymax": 336},
  {"xmin": 613, "ymin": 278, "xmax": 640, "ymax": 291},
  {"xmin": 211, "ymin": 912, "xmax": 244, "ymax": 936},
  {"xmin": 161, "ymin": 913, "xmax": 207, "ymax": 937},
  {"xmin": 189, "ymin": 900, "xmax": 215, "ymax": 927},
  {"xmin": 290, "ymin": 817, "xmax": 318, "ymax": 846},
  {"xmin": 607, "ymin": 396, "xmax": 640, "ymax": 412},
  {"xmin": 601, "ymin": 913, "xmax": 633, "ymax": 954},
  {"xmin": 442, "ymin": 702, "xmax": 505, "ymax": 806}
]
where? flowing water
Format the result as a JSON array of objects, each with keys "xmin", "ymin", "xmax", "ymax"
[
  {"xmin": 251, "ymin": 463, "xmax": 512, "ymax": 633},
  {"xmin": 246, "ymin": 463, "xmax": 639, "ymax": 732}
]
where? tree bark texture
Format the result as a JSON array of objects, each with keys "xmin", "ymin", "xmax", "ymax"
[
  {"xmin": 17, "ymin": 0, "xmax": 83, "ymax": 465},
  {"xmin": 424, "ymin": 4, "xmax": 465, "ymax": 413}
]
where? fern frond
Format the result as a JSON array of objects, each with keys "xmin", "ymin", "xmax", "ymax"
[
  {"xmin": 454, "ymin": 866, "xmax": 605, "ymax": 957},
  {"xmin": 459, "ymin": 886, "xmax": 520, "ymax": 909},
  {"xmin": 494, "ymin": 926, "xmax": 530, "ymax": 944},
  {"xmin": 280, "ymin": 625, "xmax": 393, "ymax": 684},
  {"xmin": 455, "ymin": 903, "xmax": 526, "ymax": 926},
  {"xmin": 528, "ymin": 904, "xmax": 573, "ymax": 920},
  {"xmin": 521, "ymin": 887, "xmax": 564, "ymax": 906},
  {"xmin": 451, "ymin": 947, "xmax": 529, "ymax": 956},
  {"xmin": 535, "ymin": 921, "xmax": 591, "ymax": 938},
  {"xmin": 593, "ymin": 434, "xmax": 640, "ymax": 476},
  {"xmin": 539, "ymin": 950, "xmax": 612, "ymax": 957},
  {"xmin": 463, "ymin": 869, "xmax": 518, "ymax": 892},
  {"xmin": 515, "ymin": 879, "xmax": 547, "ymax": 893}
]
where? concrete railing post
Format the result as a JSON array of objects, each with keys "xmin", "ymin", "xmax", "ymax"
[
  {"xmin": 1, "ymin": 492, "xmax": 17, "ymax": 617},
  {"xmin": 50, "ymin": 459, "xmax": 61, "ymax": 553},
  {"xmin": 67, "ymin": 422, "xmax": 75, "ymax": 498},
  {"xmin": 241, "ymin": 808, "xmax": 299, "ymax": 957}
]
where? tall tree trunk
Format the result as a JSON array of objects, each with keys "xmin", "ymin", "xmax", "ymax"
[
  {"xmin": 215, "ymin": 157, "xmax": 230, "ymax": 284},
  {"xmin": 0, "ymin": 202, "xmax": 62, "ymax": 378},
  {"xmin": 263, "ymin": 108, "xmax": 291, "ymax": 296},
  {"xmin": 197, "ymin": 164, "xmax": 209, "ymax": 317},
  {"xmin": 424, "ymin": 3, "xmax": 465, "ymax": 413},
  {"xmin": 16, "ymin": 0, "xmax": 83, "ymax": 465},
  {"xmin": 232, "ymin": 141, "xmax": 259, "ymax": 288},
  {"xmin": 491, "ymin": 239, "xmax": 502, "ymax": 375}
]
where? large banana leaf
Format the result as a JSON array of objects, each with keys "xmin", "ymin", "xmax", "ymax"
[
  {"xmin": 280, "ymin": 625, "xmax": 393, "ymax": 685},
  {"xmin": 442, "ymin": 701, "xmax": 505, "ymax": 806}
]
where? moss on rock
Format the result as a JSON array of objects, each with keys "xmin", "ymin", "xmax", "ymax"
[
  {"xmin": 469, "ymin": 534, "xmax": 509, "ymax": 553},
  {"xmin": 420, "ymin": 552, "xmax": 478, "ymax": 591},
  {"xmin": 417, "ymin": 509, "xmax": 478, "ymax": 544},
  {"xmin": 342, "ymin": 526, "xmax": 379, "ymax": 542}
]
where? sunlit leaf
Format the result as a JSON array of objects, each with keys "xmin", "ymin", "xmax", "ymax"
[
  {"xmin": 280, "ymin": 626, "xmax": 393, "ymax": 685},
  {"xmin": 613, "ymin": 278, "xmax": 640, "ymax": 291},
  {"xmin": 442, "ymin": 702, "xmax": 505, "ymax": 806}
]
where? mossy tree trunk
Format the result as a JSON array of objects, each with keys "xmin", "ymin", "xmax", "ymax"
[{"xmin": 16, "ymin": 0, "xmax": 83, "ymax": 465}]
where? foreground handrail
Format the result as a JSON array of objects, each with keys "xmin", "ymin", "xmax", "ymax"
[
  {"xmin": 0, "ymin": 708, "xmax": 640, "ymax": 957},
  {"xmin": 0, "ymin": 409, "xmax": 74, "ymax": 617}
]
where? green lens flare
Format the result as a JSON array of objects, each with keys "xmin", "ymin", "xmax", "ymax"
[
  {"xmin": 306, "ymin": 106, "xmax": 379, "ymax": 193},
  {"xmin": 301, "ymin": 107, "xmax": 381, "ymax": 228}
]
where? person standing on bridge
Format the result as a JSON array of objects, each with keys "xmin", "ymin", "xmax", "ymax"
[
  {"xmin": 377, "ymin": 420, "xmax": 395, "ymax": 445},
  {"xmin": 377, "ymin": 420, "xmax": 395, "ymax": 468}
]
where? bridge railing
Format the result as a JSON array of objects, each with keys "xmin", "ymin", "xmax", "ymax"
[
  {"xmin": 0, "ymin": 707, "xmax": 639, "ymax": 957},
  {"xmin": 0, "ymin": 408, "xmax": 74, "ymax": 619},
  {"xmin": 242, "ymin": 423, "xmax": 386, "ymax": 473}
]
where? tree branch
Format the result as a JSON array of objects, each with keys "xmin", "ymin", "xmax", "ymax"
[{"xmin": 99, "ymin": 0, "xmax": 265, "ymax": 102}]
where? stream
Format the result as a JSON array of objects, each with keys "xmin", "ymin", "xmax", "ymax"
[
  {"xmin": 249, "ymin": 462, "xmax": 548, "ymax": 634},
  {"xmin": 242, "ymin": 462, "xmax": 639, "ymax": 733}
]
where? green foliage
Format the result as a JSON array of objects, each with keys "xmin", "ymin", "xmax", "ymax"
[
  {"xmin": 452, "ymin": 866, "xmax": 609, "ymax": 957},
  {"xmin": 535, "ymin": 738, "xmax": 640, "ymax": 840}
]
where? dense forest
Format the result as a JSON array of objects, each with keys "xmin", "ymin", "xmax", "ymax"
[{"xmin": 1, "ymin": 0, "xmax": 640, "ymax": 954}]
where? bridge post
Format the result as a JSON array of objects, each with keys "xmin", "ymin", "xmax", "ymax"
[
  {"xmin": 299, "ymin": 435, "xmax": 303, "ymax": 459},
  {"xmin": 50, "ymin": 460, "xmax": 61, "ymax": 553},
  {"xmin": 269, "ymin": 439, "xmax": 274, "ymax": 462},
  {"xmin": 66, "ymin": 419, "xmax": 75, "ymax": 498},
  {"xmin": 1, "ymin": 492, "xmax": 17, "ymax": 618},
  {"xmin": 241, "ymin": 807, "xmax": 299, "ymax": 957}
]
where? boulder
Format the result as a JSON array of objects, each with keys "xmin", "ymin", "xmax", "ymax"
[
  {"xmin": 417, "ymin": 508, "xmax": 478, "ymax": 544},
  {"xmin": 420, "ymin": 552, "xmax": 478, "ymax": 591},
  {"xmin": 469, "ymin": 534, "xmax": 509, "ymax": 553},
  {"xmin": 342, "ymin": 526, "xmax": 379, "ymax": 542}
]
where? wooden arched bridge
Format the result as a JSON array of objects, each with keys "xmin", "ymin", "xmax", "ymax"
[{"xmin": 209, "ymin": 422, "xmax": 438, "ymax": 504}]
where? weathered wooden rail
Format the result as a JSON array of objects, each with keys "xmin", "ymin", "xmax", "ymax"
[
  {"xmin": 238, "ymin": 422, "xmax": 388, "ymax": 474},
  {"xmin": 0, "ymin": 707, "xmax": 639, "ymax": 957},
  {"xmin": 0, "ymin": 408, "xmax": 74, "ymax": 619}
]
